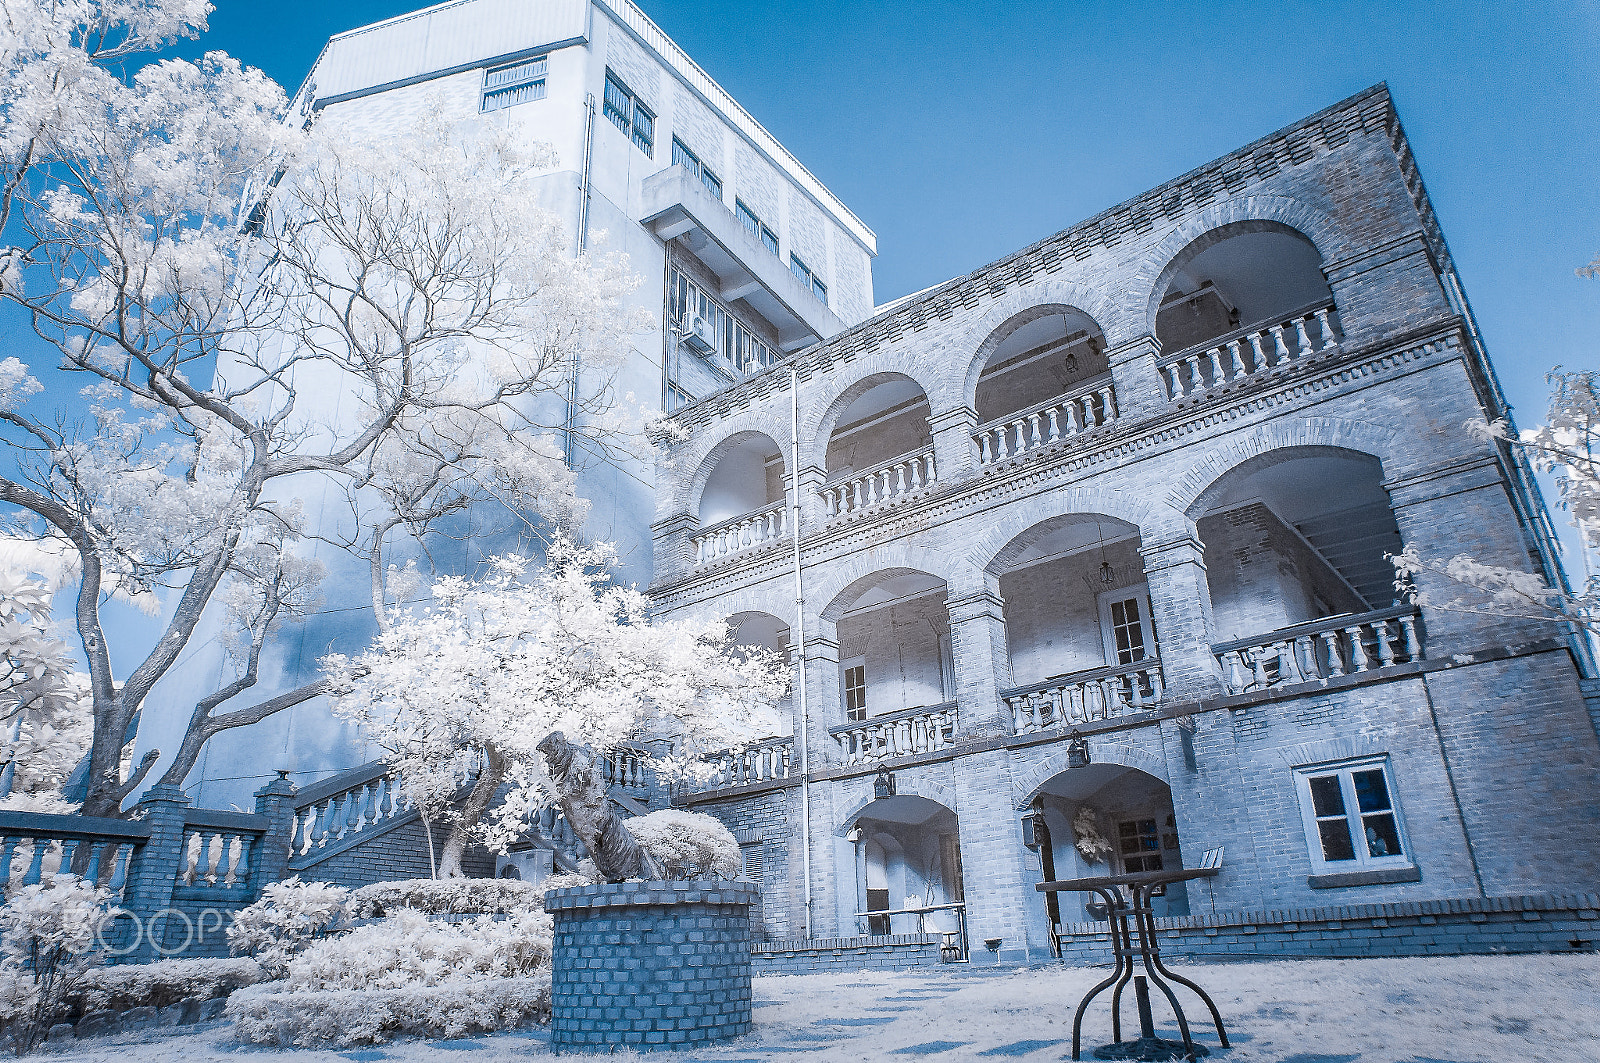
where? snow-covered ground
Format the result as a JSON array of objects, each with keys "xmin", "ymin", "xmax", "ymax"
[{"xmin": 38, "ymin": 954, "xmax": 1600, "ymax": 1063}]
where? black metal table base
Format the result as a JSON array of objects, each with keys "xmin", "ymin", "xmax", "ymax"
[{"xmin": 1069, "ymin": 885, "xmax": 1229, "ymax": 1062}]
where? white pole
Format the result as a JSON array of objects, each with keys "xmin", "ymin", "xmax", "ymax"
[{"xmin": 790, "ymin": 367, "xmax": 813, "ymax": 939}]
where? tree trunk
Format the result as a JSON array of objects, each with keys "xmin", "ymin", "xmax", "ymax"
[
  {"xmin": 436, "ymin": 743, "xmax": 509, "ymax": 879},
  {"xmin": 537, "ymin": 731, "xmax": 660, "ymax": 882}
]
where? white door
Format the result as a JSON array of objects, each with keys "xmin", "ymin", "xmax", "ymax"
[{"xmin": 1097, "ymin": 585, "xmax": 1157, "ymax": 665}]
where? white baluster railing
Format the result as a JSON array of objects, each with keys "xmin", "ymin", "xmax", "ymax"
[
  {"xmin": 820, "ymin": 447, "xmax": 937, "ymax": 520},
  {"xmin": 690, "ymin": 737, "xmax": 796, "ymax": 792},
  {"xmin": 1000, "ymin": 659, "xmax": 1165, "ymax": 736},
  {"xmin": 692, "ymin": 501, "xmax": 789, "ymax": 565},
  {"xmin": 0, "ymin": 813, "xmax": 145, "ymax": 901},
  {"xmin": 1160, "ymin": 300, "xmax": 1342, "ymax": 401},
  {"xmin": 973, "ymin": 379, "xmax": 1120, "ymax": 466},
  {"xmin": 604, "ymin": 746, "xmax": 650, "ymax": 791},
  {"xmin": 830, "ymin": 702, "xmax": 958, "ymax": 766},
  {"xmin": 290, "ymin": 765, "xmax": 412, "ymax": 860},
  {"xmin": 1212, "ymin": 607, "xmax": 1423, "ymax": 695},
  {"xmin": 176, "ymin": 812, "xmax": 264, "ymax": 892}
]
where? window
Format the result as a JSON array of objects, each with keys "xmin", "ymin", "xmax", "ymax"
[
  {"xmin": 1116, "ymin": 818, "xmax": 1164, "ymax": 874},
  {"xmin": 666, "ymin": 383, "xmax": 692, "ymax": 413},
  {"xmin": 1097, "ymin": 585, "xmax": 1157, "ymax": 665},
  {"xmin": 843, "ymin": 660, "xmax": 867, "ymax": 722},
  {"xmin": 666, "ymin": 265, "xmax": 776, "ymax": 378},
  {"xmin": 789, "ymin": 254, "xmax": 828, "ymax": 304},
  {"xmin": 672, "ymin": 138, "xmax": 723, "ymax": 200},
  {"xmin": 736, "ymin": 200, "xmax": 778, "ymax": 256},
  {"xmin": 481, "ymin": 56, "xmax": 547, "ymax": 111},
  {"xmin": 1294, "ymin": 758, "xmax": 1410, "ymax": 873},
  {"xmin": 603, "ymin": 71, "xmax": 653, "ymax": 155}
]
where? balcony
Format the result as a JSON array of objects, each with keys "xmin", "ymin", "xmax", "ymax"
[
  {"xmin": 820, "ymin": 446, "xmax": 938, "ymax": 521},
  {"xmin": 999, "ymin": 658, "xmax": 1165, "ymax": 737},
  {"xmin": 692, "ymin": 500, "xmax": 789, "ymax": 565},
  {"xmin": 642, "ymin": 165, "xmax": 844, "ymax": 351},
  {"xmin": 681, "ymin": 736, "xmax": 796, "ymax": 795},
  {"xmin": 1212, "ymin": 606, "xmax": 1424, "ymax": 695},
  {"xmin": 831, "ymin": 702, "xmax": 959, "ymax": 766},
  {"xmin": 1159, "ymin": 300, "xmax": 1342, "ymax": 402},
  {"xmin": 973, "ymin": 376, "xmax": 1120, "ymax": 467}
]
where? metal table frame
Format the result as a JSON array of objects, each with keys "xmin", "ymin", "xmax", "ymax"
[{"xmin": 1039, "ymin": 867, "xmax": 1229, "ymax": 1061}]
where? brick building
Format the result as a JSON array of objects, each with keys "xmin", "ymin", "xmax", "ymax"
[{"xmin": 648, "ymin": 84, "xmax": 1600, "ymax": 963}]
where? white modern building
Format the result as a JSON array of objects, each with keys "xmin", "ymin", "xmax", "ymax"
[{"xmin": 137, "ymin": 0, "xmax": 878, "ymax": 808}]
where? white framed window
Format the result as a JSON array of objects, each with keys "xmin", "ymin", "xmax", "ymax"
[
  {"xmin": 842, "ymin": 657, "xmax": 867, "ymax": 722},
  {"xmin": 1116, "ymin": 817, "xmax": 1164, "ymax": 874},
  {"xmin": 1294, "ymin": 757, "xmax": 1411, "ymax": 873},
  {"xmin": 672, "ymin": 138, "xmax": 723, "ymax": 200},
  {"xmin": 1097, "ymin": 585, "xmax": 1156, "ymax": 665},
  {"xmin": 736, "ymin": 200, "xmax": 778, "ymax": 256},
  {"xmin": 603, "ymin": 71, "xmax": 654, "ymax": 155},
  {"xmin": 481, "ymin": 56, "xmax": 547, "ymax": 111},
  {"xmin": 789, "ymin": 254, "xmax": 828, "ymax": 304}
]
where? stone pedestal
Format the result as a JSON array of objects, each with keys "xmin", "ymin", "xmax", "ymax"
[{"xmin": 545, "ymin": 880, "xmax": 758, "ymax": 1051}]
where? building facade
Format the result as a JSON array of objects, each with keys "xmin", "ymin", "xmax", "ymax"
[{"xmin": 649, "ymin": 85, "xmax": 1600, "ymax": 963}]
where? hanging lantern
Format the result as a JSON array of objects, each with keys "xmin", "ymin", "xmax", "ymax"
[{"xmin": 874, "ymin": 767, "xmax": 896, "ymax": 800}]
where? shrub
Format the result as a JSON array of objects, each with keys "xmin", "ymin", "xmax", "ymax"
[
  {"xmin": 284, "ymin": 908, "xmax": 552, "ymax": 992},
  {"xmin": 228, "ymin": 975, "xmax": 551, "ymax": 1048},
  {"xmin": 226, "ymin": 878, "xmax": 350, "ymax": 977},
  {"xmin": 0, "ymin": 876, "xmax": 111, "ymax": 1055},
  {"xmin": 72, "ymin": 957, "xmax": 264, "ymax": 1012},
  {"xmin": 626, "ymin": 809, "xmax": 741, "ymax": 880},
  {"xmin": 348, "ymin": 877, "xmax": 545, "ymax": 917}
]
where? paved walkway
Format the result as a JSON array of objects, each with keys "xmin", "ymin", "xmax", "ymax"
[{"xmin": 37, "ymin": 953, "xmax": 1599, "ymax": 1063}]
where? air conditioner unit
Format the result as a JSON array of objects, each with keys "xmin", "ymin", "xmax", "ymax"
[{"xmin": 680, "ymin": 315, "xmax": 716, "ymax": 355}]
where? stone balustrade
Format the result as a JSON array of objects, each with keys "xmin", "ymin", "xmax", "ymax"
[
  {"xmin": 692, "ymin": 500, "xmax": 789, "ymax": 565},
  {"xmin": 830, "ymin": 702, "xmax": 958, "ymax": 765},
  {"xmin": 0, "ymin": 812, "xmax": 147, "ymax": 900},
  {"xmin": 604, "ymin": 746, "xmax": 650, "ymax": 791},
  {"xmin": 1212, "ymin": 606, "xmax": 1423, "ymax": 695},
  {"xmin": 688, "ymin": 737, "xmax": 795, "ymax": 792},
  {"xmin": 176, "ymin": 809, "xmax": 267, "ymax": 893},
  {"xmin": 821, "ymin": 447, "xmax": 937, "ymax": 519},
  {"xmin": 973, "ymin": 378, "xmax": 1119, "ymax": 465},
  {"xmin": 290, "ymin": 763, "xmax": 413, "ymax": 860},
  {"xmin": 1160, "ymin": 300, "xmax": 1341, "ymax": 401},
  {"xmin": 1000, "ymin": 658, "xmax": 1165, "ymax": 736}
]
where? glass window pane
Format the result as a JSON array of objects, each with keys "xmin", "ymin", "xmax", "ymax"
[
  {"xmin": 1362, "ymin": 813, "xmax": 1402, "ymax": 857},
  {"xmin": 1317, "ymin": 818, "xmax": 1355, "ymax": 861},
  {"xmin": 1353, "ymin": 769, "xmax": 1391, "ymax": 813},
  {"xmin": 1308, "ymin": 775, "xmax": 1345, "ymax": 818},
  {"xmin": 761, "ymin": 227, "xmax": 779, "ymax": 255}
]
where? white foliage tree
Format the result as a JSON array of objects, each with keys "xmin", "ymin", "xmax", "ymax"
[
  {"xmin": 1392, "ymin": 373, "xmax": 1600, "ymax": 637},
  {"xmin": 0, "ymin": 0, "xmax": 651, "ymax": 817},
  {"xmin": 326, "ymin": 537, "xmax": 788, "ymax": 879}
]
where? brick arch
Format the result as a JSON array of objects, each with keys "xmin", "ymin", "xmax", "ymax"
[
  {"xmin": 668, "ymin": 578, "xmax": 797, "ymax": 635},
  {"xmin": 1132, "ymin": 195, "xmax": 1348, "ymax": 336},
  {"xmin": 667, "ymin": 413, "xmax": 791, "ymax": 520},
  {"xmin": 811, "ymin": 543, "xmax": 973, "ymax": 624},
  {"xmin": 952, "ymin": 285, "xmax": 1128, "ymax": 412},
  {"xmin": 833, "ymin": 776, "xmax": 959, "ymax": 835},
  {"xmin": 1012, "ymin": 738, "xmax": 1170, "ymax": 810},
  {"xmin": 967, "ymin": 487, "xmax": 1190, "ymax": 576},
  {"xmin": 1279, "ymin": 734, "xmax": 1392, "ymax": 768},
  {"xmin": 1164, "ymin": 416, "xmax": 1409, "ymax": 518},
  {"xmin": 798, "ymin": 356, "xmax": 939, "ymax": 466}
]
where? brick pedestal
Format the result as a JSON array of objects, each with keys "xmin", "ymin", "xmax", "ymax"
[{"xmin": 545, "ymin": 880, "xmax": 757, "ymax": 1051}]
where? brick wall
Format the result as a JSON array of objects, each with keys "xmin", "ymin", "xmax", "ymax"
[
  {"xmin": 1055, "ymin": 893, "xmax": 1600, "ymax": 962},
  {"xmin": 296, "ymin": 817, "xmax": 494, "ymax": 889},
  {"xmin": 753, "ymin": 933, "xmax": 945, "ymax": 974}
]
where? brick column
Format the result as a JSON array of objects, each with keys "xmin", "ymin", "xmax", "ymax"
[
  {"xmin": 951, "ymin": 748, "xmax": 1032, "ymax": 964},
  {"xmin": 798, "ymin": 622, "xmax": 843, "ymax": 768},
  {"xmin": 794, "ymin": 464, "xmax": 829, "ymax": 528},
  {"xmin": 249, "ymin": 771, "xmax": 299, "ymax": 893},
  {"xmin": 651, "ymin": 512, "xmax": 697, "ymax": 576},
  {"xmin": 928, "ymin": 406, "xmax": 980, "ymax": 483},
  {"xmin": 946, "ymin": 581, "xmax": 1013, "ymax": 736},
  {"xmin": 121, "ymin": 784, "xmax": 189, "ymax": 961},
  {"xmin": 1140, "ymin": 532, "xmax": 1225, "ymax": 702},
  {"xmin": 1105, "ymin": 335, "xmax": 1168, "ymax": 420}
]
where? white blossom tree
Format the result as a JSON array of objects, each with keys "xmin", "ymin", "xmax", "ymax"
[
  {"xmin": 326, "ymin": 537, "xmax": 789, "ymax": 879},
  {"xmin": 0, "ymin": 0, "xmax": 651, "ymax": 817}
]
